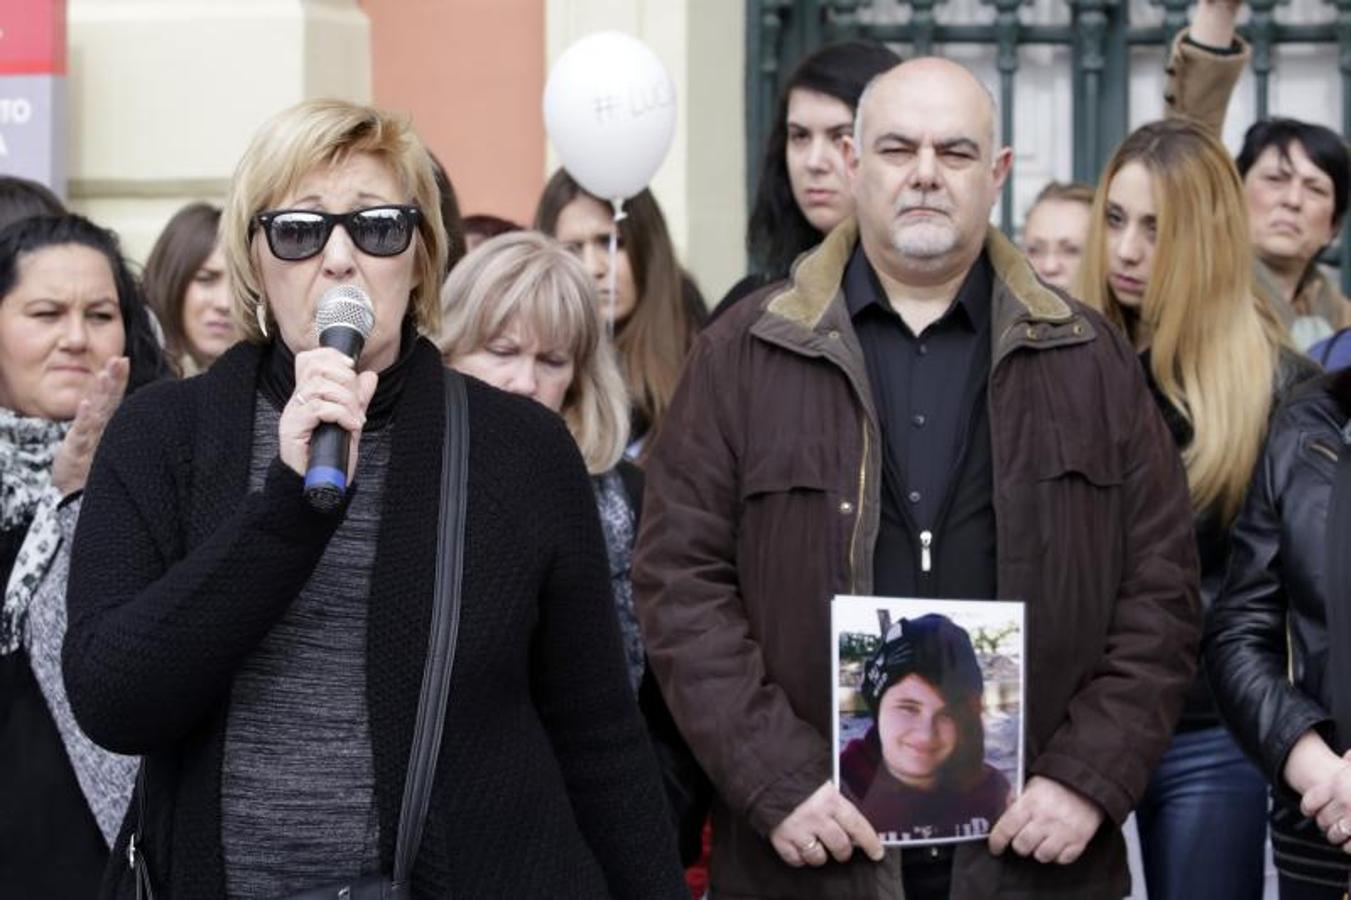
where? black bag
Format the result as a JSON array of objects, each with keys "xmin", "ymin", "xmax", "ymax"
[{"xmin": 131, "ymin": 370, "xmax": 470, "ymax": 900}]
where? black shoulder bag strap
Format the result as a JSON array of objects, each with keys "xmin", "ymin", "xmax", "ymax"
[{"xmin": 390, "ymin": 368, "xmax": 470, "ymax": 896}]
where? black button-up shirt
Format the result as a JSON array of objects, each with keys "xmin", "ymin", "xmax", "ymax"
[{"xmin": 844, "ymin": 245, "xmax": 996, "ymax": 600}]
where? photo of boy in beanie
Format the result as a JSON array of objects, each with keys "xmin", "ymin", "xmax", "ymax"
[{"xmin": 836, "ymin": 607, "xmax": 1020, "ymax": 845}]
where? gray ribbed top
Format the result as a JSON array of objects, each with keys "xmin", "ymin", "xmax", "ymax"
[{"xmin": 220, "ymin": 397, "xmax": 389, "ymax": 898}]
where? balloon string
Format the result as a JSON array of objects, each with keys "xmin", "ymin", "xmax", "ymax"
[{"xmin": 608, "ymin": 199, "xmax": 628, "ymax": 339}]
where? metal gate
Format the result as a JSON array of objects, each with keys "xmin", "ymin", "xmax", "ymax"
[{"xmin": 746, "ymin": 0, "xmax": 1351, "ymax": 287}]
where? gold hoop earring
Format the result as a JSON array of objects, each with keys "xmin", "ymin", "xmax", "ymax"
[{"xmin": 255, "ymin": 301, "xmax": 270, "ymax": 339}]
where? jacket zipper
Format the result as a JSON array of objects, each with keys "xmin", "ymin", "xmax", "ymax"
[
  {"xmin": 849, "ymin": 417, "xmax": 869, "ymax": 592},
  {"xmin": 1310, "ymin": 439, "xmax": 1339, "ymax": 463}
]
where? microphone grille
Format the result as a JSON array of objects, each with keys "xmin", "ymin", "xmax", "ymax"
[{"xmin": 315, "ymin": 285, "xmax": 375, "ymax": 339}]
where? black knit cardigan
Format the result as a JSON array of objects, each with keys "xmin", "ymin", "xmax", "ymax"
[{"xmin": 62, "ymin": 338, "xmax": 684, "ymax": 899}]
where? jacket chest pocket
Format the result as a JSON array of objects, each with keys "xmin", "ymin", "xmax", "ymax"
[
  {"xmin": 737, "ymin": 442, "xmax": 849, "ymax": 602},
  {"xmin": 1031, "ymin": 447, "xmax": 1124, "ymax": 571},
  {"xmin": 740, "ymin": 441, "xmax": 836, "ymax": 500},
  {"xmin": 1036, "ymin": 451, "xmax": 1124, "ymax": 491}
]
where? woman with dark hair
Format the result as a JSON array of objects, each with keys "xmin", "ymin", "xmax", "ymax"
[
  {"xmin": 1238, "ymin": 118, "xmax": 1350, "ymax": 348},
  {"xmin": 461, "ymin": 213, "xmax": 521, "ymax": 253},
  {"xmin": 0, "ymin": 175, "xmax": 64, "ymax": 232},
  {"xmin": 430, "ymin": 153, "xmax": 468, "ymax": 275},
  {"xmin": 707, "ymin": 40, "xmax": 900, "ymax": 323},
  {"xmin": 0, "ymin": 213, "xmax": 165, "ymax": 895},
  {"xmin": 840, "ymin": 614, "xmax": 1011, "ymax": 842},
  {"xmin": 1207, "ymin": 367, "xmax": 1351, "ymax": 899},
  {"xmin": 535, "ymin": 168, "xmax": 704, "ymax": 455},
  {"xmin": 143, "ymin": 202, "xmax": 235, "ymax": 375}
]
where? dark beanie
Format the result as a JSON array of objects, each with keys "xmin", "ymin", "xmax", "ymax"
[{"xmin": 859, "ymin": 614, "xmax": 983, "ymax": 714}]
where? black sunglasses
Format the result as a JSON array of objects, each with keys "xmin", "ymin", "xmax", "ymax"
[{"xmin": 252, "ymin": 204, "xmax": 422, "ymax": 261}]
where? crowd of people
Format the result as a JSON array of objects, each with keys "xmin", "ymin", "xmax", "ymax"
[{"xmin": 2, "ymin": 0, "xmax": 1350, "ymax": 897}]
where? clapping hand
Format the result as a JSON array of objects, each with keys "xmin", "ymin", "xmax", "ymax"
[{"xmin": 52, "ymin": 356, "xmax": 129, "ymax": 497}]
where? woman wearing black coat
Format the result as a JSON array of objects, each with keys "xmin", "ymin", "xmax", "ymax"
[
  {"xmin": 0, "ymin": 213, "xmax": 165, "ymax": 896},
  {"xmin": 1207, "ymin": 369, "xmax": 1351, "ymax": 899},
  {"xmin": 62, "ymin": 98, "xmax": 683, "ymax": 900}
]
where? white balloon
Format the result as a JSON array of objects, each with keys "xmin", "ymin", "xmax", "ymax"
[{"xmin": 543, "ymin": 31, "xmax": 677, "ymax": 203}]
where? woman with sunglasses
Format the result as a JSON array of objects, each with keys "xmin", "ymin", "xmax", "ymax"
[{"xmin": 62, "ymin": 99, "xmax": 684, "ymax": 899}]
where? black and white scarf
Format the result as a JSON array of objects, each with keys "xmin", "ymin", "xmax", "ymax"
[{"xmin": 1, "ymin": 408, "xmax": 70, "ymax": 654}]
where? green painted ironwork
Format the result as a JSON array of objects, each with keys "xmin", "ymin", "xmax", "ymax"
[{"xmin": 746, "ymin": 0, "xmax": 1351, "ymax": 293}]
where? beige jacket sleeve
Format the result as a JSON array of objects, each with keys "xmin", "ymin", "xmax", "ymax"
[{"xmin": 1164, "ymin": 28, "xmax": 1251, "ymax": 138}]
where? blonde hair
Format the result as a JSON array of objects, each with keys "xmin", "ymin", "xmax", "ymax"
[
  {"xmin": 1029, "ymin": 180, "xmax": 1095, "ymax": 210},
  {"xmin": 221, "ymin": 99, "xmax": 448, "ymax": 343},
  {"xmin": 438, "ymin": 231, "xmax": 629, "ymax": 474},
  {"xmin": 1076, "ymin": 118, "xmax": 1284, "ymax": 523}
]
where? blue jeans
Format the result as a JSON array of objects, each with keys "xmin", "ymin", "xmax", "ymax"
[{"xmin": 1136, "ymin": 726, "xmax": 1268, "ymax": 900}]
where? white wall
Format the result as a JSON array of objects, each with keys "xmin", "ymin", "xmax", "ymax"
[{"xmin": 67, "ymin": 0, "xmax": 370, "ymax": 264}]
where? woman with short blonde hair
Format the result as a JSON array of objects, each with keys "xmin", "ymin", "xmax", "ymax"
[
  {"xmin": 221, "ymin": 98, "xmax": 449, "ymax": 345},
  {"xmin": 440, "ymin": 231, "xmax": 707, "ymax": 864},
  {"xmin": 441, "ymin": 230, "xmax": 639, "ymax": 672},
  {"xmin": 439, "ymin": 230, "xmax": 628, "ymax": 474},
  {"xmin": 1075, "ymin": 116, "xmax": 1316, "ymax": 900},
  {"xmin": 65, "ymin": 98, "xmax": 682, "ymax": 898}
]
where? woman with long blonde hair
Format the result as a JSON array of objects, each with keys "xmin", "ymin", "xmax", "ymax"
[{"xmin": 1076, "ymin": 116, "xmax": 1316, "ymax": 900}]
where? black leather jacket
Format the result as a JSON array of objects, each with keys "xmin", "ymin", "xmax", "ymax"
[
  {"xmin": 1205, "ymin": 370, "xmax": 1348, "ymax": 780},
  {"xmin": 1205, "ymin": 369, "xmax": 1351, "ymax": 885}
]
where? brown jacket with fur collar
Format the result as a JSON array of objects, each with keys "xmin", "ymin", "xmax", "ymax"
[{"xmin": 634, "ymin": 222, "xmax": 1201, "ymax": 899}]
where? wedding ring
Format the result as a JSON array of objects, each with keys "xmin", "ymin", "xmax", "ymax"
[
  {"xmin": 294, "ymin": 392, "xmax": 307, "ymax": 406},
  {"xmin": 801, "ymin": 838, "xmax": 822, "ymax": 853}
]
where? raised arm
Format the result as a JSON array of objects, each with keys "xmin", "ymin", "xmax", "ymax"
[{"xmin": 1164, "ymin": 0, "xmax": 1249, "ymax": 137}]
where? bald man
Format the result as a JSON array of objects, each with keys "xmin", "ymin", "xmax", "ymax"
[{"xmin": 634, "ymin": 58, "xmax": 1199, "ymax": 899}]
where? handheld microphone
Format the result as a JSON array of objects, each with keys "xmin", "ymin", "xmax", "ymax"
[{"xmin": 304, "ymin": 284, "xmax": 375, "ymax": 512}]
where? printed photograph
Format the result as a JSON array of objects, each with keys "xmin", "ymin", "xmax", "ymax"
[{"xmin": 832, "ymin": 596, "xmax": 1025, "ymax": 846}]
